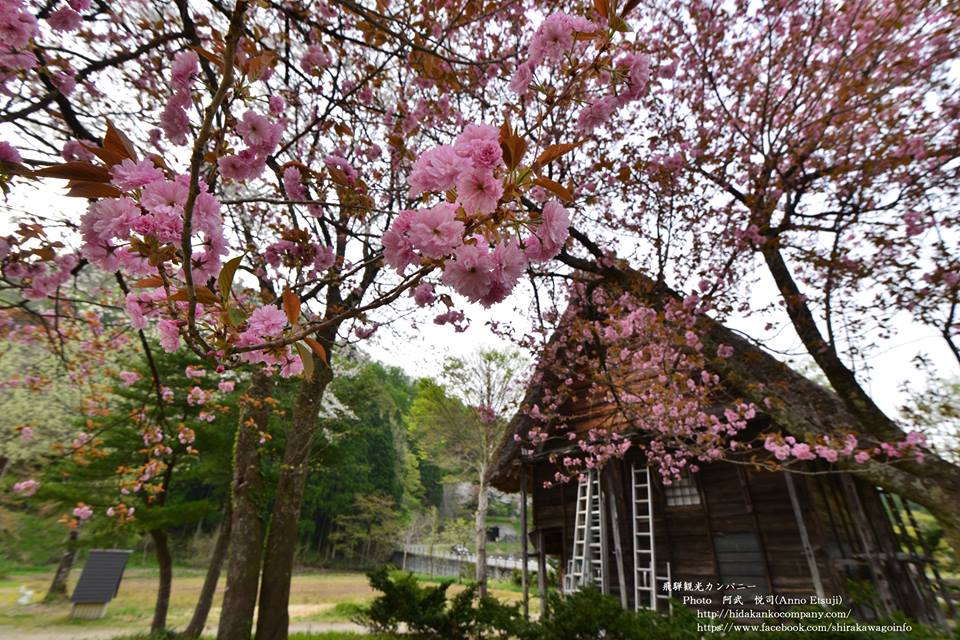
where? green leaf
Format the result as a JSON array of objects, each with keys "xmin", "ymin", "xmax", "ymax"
[
  {"xmin": 226, "ymin": 306, "xmax": 246, "ymax": 328},
  {"xmin": 218, "ymin": 255, "xmax": 243, "ymax": 301},
  {"xmin": 295, "ymin": 342, "xmax": 314, "ymax": 380}
]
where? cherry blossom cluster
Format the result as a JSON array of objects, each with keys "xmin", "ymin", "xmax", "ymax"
[
  {"xmin": 518, "ymin": 283, "xmax": 759, "ymax": 486},
  {"xmin": 105, "ymin": 502, "xmax": 135, "ymax": 525},
  {"xmin": 383, "ymin": 123, "xmax": 570, "ymax": 310},
  {"xmin": 510, "ymin": 12, "xmax": 652, "ymax": 133},
  {"xmin": 0, "ymin": 0, "xmax": 39, "ymax": 93},
  {"xmin": 0, "ymin": 226, "xmax": 79, "ymax": 300},
  {"xmin": 761, "ymin": 430, "xmax": 929, "ymax": 466},
  {"xmin": 161, "ymin": 50, "xmax": 201, "ymax": 146},
  {"xmin": 218, "ymin": 109, "xmax": 286, "ymax": 181}
]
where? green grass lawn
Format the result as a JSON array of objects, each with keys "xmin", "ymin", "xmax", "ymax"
[{"xmin": 0, "ymin": 565, "xmax": 536, "ymax": 637}]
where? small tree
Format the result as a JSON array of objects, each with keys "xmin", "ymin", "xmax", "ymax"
[
  {"xmin": 407, "ymin": 349, "xmax": 527, "ymax": 596},
  {"xmin": 36, "ymin": 345, "xmax": 238, "ymax": 630}
]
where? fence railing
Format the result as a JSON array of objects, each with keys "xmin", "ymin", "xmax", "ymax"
[{"xmin": 400, "ymin": 544, "xmax": 537, "ymax": 572}]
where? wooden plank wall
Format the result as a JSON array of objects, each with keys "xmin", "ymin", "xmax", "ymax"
[{"xmin": 528, "ymin": 456, "xmax": 938, "ymax": 623}]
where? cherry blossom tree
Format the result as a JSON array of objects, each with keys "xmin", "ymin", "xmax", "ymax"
[
  {"xmin": 1, "ymin": 1, "xmax": 583, "ymax": 638},
  {"xmin": 499, "ymin": 0, "xmax": 960, "ymax": 554},
  {"xmin": 2, "ymin": 0, "xmax": 959, "ymax": 637}
]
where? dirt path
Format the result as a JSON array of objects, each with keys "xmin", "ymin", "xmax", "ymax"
[{"xmin": 0, "ymin": 621, "xmax": 368, "ymax": 639}]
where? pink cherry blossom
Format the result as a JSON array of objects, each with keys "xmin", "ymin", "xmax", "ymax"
[
  {"xmin": 187, "ymin": 386, "xmax": 210, "ymax": 406},
  {"xmin": 617, "ymin": 52, "xmax": 651, "ymax": 101},
  {"xmin": 268, "ymin": 95, "xmax": 285, "ymax": 116},
  {"xmin": 279, "ymin": 353, "xmax": 304, "ymax": 378},
  {"xmin": 528, "ymin": 12, "xmax": 595, "ymax": 66},
  {"xmin": 218, "ymin": 149, "xmax": 267, "ymax": 181},
  {"xmin": 354, "ymin": 324, "xmax": 377, "ymax": 339},
  {"xmin": 73, "ymin": 504, "xmax": 94, "ymax": 520},
  {"xmin": 453, "ymin": 123, "xmax": 500, "ymax": 154},
  {"xmin": 141, "ymin": 178, "xmax": 188, "ymax": 215},
  {"xmin": 157, "ymin": 319, "xmax": 180, "ymax": 352},
  {"xmin": 479, "ymin": 239, "xmax": 527, "ymax": 306},
  {"xmin": 407, "ymin": 203, "xmax": 464, "ymax": 259},
  {"xmin": 0, "ymin": 0, "xmax": 38, "ymax": 49},
  {"xmin": 442, "ymin": 241, "xmax": 496, "ymax": 302},
  {"xmin": 509, "ymin": 62, "xmax": 533, "ymax": 95},
  {"xmin": 61, "ymin": 139, "xmax": 93, "ymax": 161},
  {"xmin": 51, "ymin": 68, "xmax": 76, "ymax": 95},
  {"xmin": 118, "ymin": 370, "xmax": 140, "ymax": 386},
  {"xmin": 237, "ymin": 110, "xmax": 284, "ymax": 153},
  {"xmin": 524, "ymin": 199, "xmax": 569, "ymax": 261},
  {"xmin": 323, "ymin": 154, "xmax": 357, "ymax": 183},
  {"xmin": 244, "ymin": 305, "xmax": 287, "ymax": 338},
  {"xmin": 456, "ymin": 168, "xmax": 502, "ymax": 215},
  {"xmin": 218, "ymin": 380, "xmax": 236, "ymax": 393},
  {"xmin": 171, "ymin": 50, "xmax": 199, "ymax": 92},
  {"xmin": 282, "ymin": 166, "xmax": 307, "ymax": 200},
  {"xmin": 412, "ymin": 282, "xmax": 436, "ymax": 306},
  {"xmin": 301, "ymin": 44, "xmax": 332, "ymax": 74},
  {"xmin": 110, "ymin": 158, "xmax": 163, "ymax": 191},
  {"xmin": 576, "ymin": 95, "xmax": 618, "ymax": 133},
  {"xmin": 160, "ymin": 92, "xmax": 191, "ymax": 146},
  {"xmin": 407, "ymin": 145, "xmax": 469, "ymax": 197},
  {"xmin": 382, "ymin": 210, "xmax": 419, "ymax": 273},
  {"xmin": 185, "ymin": 365, "xmax": 205, "ymax": 379},
  {"xmin": 433, "ymin": 309, "xmax": 467, "ymax": 331},
  {"xmin": 0, "ymin": 141, "xmax": 21, "ymax": 163},
  {"xmin": 13, "ymin": 479, "xmax": 39, "ymax": 496},
  {"xmin": 47, "ymin": 7, "xmax": 82, "ymax": 32},
  {"xmin": 465, "ymin": 139, "xmax": 503, "ymax": 169}
]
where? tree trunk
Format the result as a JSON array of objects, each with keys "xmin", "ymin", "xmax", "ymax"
[
  {"xmin": 474, "ymin": 472, "xmax": 490, "ymax": 597},
  {"xmin": 150, "ymin": 529, "xmax": 173, "ymax": 633},
  {"xmin": 44, "ymin": 528, "xmax": 79, "ymax": 602},
  {"xmin": 216, "ymin": 371, "xmax": 272, "ymax": 640},
  {"xmin": 182, "ymin": 500, "xmax": 233, "ymax": 639},
  {"xmin": 254, "ymin": 358, "xmax": 334, "ymax": 640},
  {"xmin": 758, "ymin": 245, "xmax": 960, "ymax": 556}
]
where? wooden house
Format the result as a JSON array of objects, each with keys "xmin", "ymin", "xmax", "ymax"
[{"xmin": 489, "ymin": 284, "xmax": 953, "ymax": 626}]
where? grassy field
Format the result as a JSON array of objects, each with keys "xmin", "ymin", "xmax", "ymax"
[{"xmin": 0, "ymin": 566, "xmax": 536, "ymax": 638}]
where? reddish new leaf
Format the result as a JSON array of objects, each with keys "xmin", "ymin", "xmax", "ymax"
[
  {"xmin": 103, "ymin": 120, "xmax": 138, "ymax": 162},
  {"xmin": 133, "ymin": 276, "xmax": 165, "ymax": 288},
  {"xmin": 65, "ymin": 181, "xmax": 123, "ymax": 199},
  {"xmin": 169, "ymin": 286, "xmax": 219, "ymax": 304},
  {"xmin": 303, "ymin": 337, "xmax": 328, "ymax": 365},
  {"xmin": 532, "ymin": 177, "xmax": 575, "ymax": 203},
  {"xmin": 282, "ymin": 288, "xmax": 301, "ymax": 325},
  {"xmin": 533, "ymin": 142, "xmax": 581, "ymax": 170},
  {"xmin": 594, "ymin": 0, "xmax": 608, "ymax": 19},
  {"xmin": 35, "ymin": 162, "xmax": 111, "ymax": 183}
]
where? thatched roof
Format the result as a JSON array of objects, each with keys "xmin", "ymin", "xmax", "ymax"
[{"xmin": 488, "ymin": 269, "xmax": 863, "ymax": 492}]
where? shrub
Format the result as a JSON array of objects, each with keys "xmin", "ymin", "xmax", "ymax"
[
  {"xmin": 538, "ymin": 587, "xmax": 650, "ymax": 640},
  {"xmin": 359, "ymin": 569, "xmax": 954, "ymax": 640},
  {"xmin": 357, "ymin": 566, "xmax": 534, "ymax": 639}
]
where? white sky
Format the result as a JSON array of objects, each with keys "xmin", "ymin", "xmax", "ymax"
[{"xmin": 363, "ymin": 265, "xmax": 956, "ymax": 420}]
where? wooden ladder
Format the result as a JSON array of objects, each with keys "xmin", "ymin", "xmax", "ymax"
[
  {"xmin": 564, "ymin": 470, "xmax": 605, "ymax": 592},
  {"xmin": 631, "ymin": 464, "xmax": 657, "ymax": 611}
]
